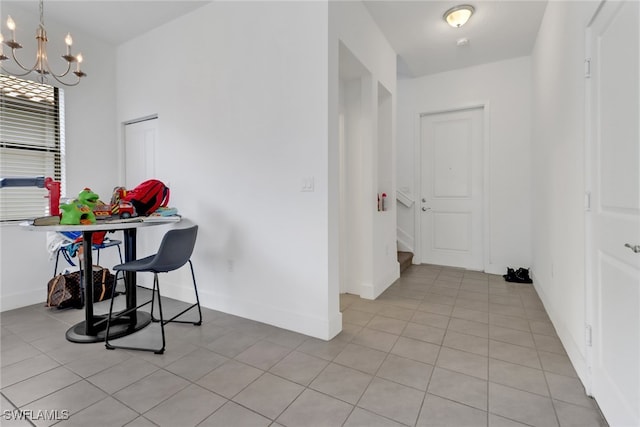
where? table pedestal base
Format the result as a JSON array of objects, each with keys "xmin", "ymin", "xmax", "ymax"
[{"xmin": 65, "ymin": 312, "xmax": 152, "ymax": 343}]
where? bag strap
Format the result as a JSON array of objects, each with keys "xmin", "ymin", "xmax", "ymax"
[
  {"xmin": 98, "ymin": 268, "xmax": 107, "ymax": 301},
  {"xmin": 46, "ymin": 275, "xmax": 63, "ymax": 307},
  {"xmin": 161, "ymin": 186, "xmax": 170, "ymax": 208}
]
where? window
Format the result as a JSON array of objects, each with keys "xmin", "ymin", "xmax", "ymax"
[{"xmin": 0, "ymin": 74, "xmax": 65, "ymax": 221}]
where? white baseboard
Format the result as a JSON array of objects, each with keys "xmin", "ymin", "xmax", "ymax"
[
  {"xmin": 196, "ymin": 288, "xmax": 343, "ymax": 341},
  {"xmin": 484, "ymin": 263, "xmax": 506, "ymax": 276},
  {"xmin": 531, "ymin": 271, "xmax": 590, "ymax": 391},
  {"xmin": 1, "ymin": 281, "xmax": 343, "ymax": 341},
  {"xmin": 0, "ymin": 289, "xmax": 45, "ymax": 312}
]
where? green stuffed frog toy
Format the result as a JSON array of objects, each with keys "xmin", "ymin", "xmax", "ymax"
[{"xmin": 59, "ymin": 188, "xmax": 100, "ymax": 225}]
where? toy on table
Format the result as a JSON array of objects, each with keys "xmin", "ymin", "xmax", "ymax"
[
  {"xmin": 0, "ymin": 176, "xmax": 61, "ymax": 216},
  {"xmin": 59, "ymin": 188, "xmax": 100, "ymax": 225},
  {"xmin": 62, "ymin": 181, "xmax": 175, "ymax": 223}
]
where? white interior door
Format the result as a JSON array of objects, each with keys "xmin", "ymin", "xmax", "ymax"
[
  {"xmin": 124, "ymin": 118, "xmax": 159, "ymax": 279},
  {"xmin": 124, "ymin": 118, "xmax": 157, "ymax": 189},
  {"xmin": 588, "ymin": 1, "xmax": 640, "ymax": 425},
  {"xmin": 420, "ymin": 108, "xmax": 483, "ymax": 270}
]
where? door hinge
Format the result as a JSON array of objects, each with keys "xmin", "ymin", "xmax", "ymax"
[
  {"xmin": 585, "ymin": 191, "xmax": 591, "ymax": 211},
  {"xmin": 585, "ymin": 58, "xmax": 591, "ymax": 78},
  {"xmin": 586, "ymin": 324, "xmax": 593, "ymax": 347}
]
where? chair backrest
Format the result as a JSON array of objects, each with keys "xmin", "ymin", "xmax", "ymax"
[{"xmin": 151, "ymin": 225, "xmax": 198, "ymax": 272}]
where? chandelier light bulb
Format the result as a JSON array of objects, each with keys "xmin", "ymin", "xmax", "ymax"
[
  {"xmin": 7, "ymin": 15, "xmax": 16, "ymax": 39},
  {"xmin": 65, "ymin": 33, "xmax": 72, "ymax": 56}
]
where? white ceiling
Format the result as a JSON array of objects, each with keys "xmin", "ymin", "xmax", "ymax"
[
  {"xmin": 1, "ymin": 1, "xmax": 211, "ymax": 46},
  {"xmin": 363, "ymin": 0, "xmax": 548, "ymax": 78},
  {"xmin": 1, "ymin": 0, "xmax": 548, "ymax": 78}
]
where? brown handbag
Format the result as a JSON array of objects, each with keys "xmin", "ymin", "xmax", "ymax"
[
  {"xmin": 46, "ymin": 273, "xmax": 82, "ymax": 309},
  {"xmin": 46, "ymin": 266, "xmax": 115, "ymax": 309}
]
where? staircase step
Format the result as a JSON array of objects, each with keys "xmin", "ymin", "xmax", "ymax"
[{"xmin": 397, "ymin": 251, "xmax": 413, "ymax": 273}]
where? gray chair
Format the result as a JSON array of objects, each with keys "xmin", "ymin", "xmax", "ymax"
[{"xmin": 105, "ymin": 225, "xmax": 202, "ymax": 354}]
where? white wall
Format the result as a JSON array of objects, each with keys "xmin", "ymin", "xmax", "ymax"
[
  {"xmin": 0, "ymin": 4, "xmax": 118, "ymax": 311},
  {"xmin": 0, "ymin": 1, "xmax": 399, "ymax": 342},
  {"xmin": 339, "ymin": 75, "xmax": 370, "ymax": 296},
  {"xmin": 116, "ymin": 1, "xmax": 340, "ymax": 339},
  {"xmin": 530, "ymin": 0, "xmax": 600, "ymax": 385},
  {"xmin": 397, "ymin": 57, "xmax": 532, "ymax": 275},
  {"xmin": 329, "ymin": 1, "xmax": 399, "ymax": 300}
]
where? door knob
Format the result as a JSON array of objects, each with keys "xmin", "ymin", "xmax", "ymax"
[
  {"xmin": 625, "ymin": 243, "xmax": 640, "ymax": 253},
  {"xmin": 422, "ymin": 207, "xmax": 431, "ymax": 212}
]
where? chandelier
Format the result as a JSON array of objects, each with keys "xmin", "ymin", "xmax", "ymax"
[{"xmin": 0, "ymin": 0, "xmax": 86, "ymax": 86}]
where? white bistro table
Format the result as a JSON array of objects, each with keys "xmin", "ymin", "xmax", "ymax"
[{"xmin": 21, "ymin": 218, "xmax": 180, "ymax": 343}]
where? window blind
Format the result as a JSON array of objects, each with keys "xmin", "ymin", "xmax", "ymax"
[{"xmin": 0, "ymin": 74, "xmax": 64, "ymax": 221}]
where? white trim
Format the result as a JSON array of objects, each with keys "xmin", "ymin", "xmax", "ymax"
[
  {"xmin": 124, "ymin": 114, "xmax": 158, "ymax": 126},
  {"xmin": 0, "ymin": 289, "xmax": 44, "ymax": 312},
  {"xmin": 583, "ymin": 24, "xmax": 595, "ymax": 395},
  {"xmin": 482, "ymin": 103, "xmax": 492, "ymax": 272},
  {"xmin": 413, "ymin": 111, "xmax": 422, "ymax": 262},
  {"xmin": 413, "ymin": 102, "xmax": 491, "ymax": 271},
  {"xmin": 532, "ymin": 271, "xmax": 590, "ymax": 387},
  {"xmin": 396, "ymin": 189, "xmax": 414, "ymax": 207},
  {"xmin": 198, "ymin": 288, "xmax": 342, "ymax": 341}
]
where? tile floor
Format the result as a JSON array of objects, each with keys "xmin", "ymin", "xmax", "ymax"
[{"xmin": 1, "ymin": 265, "xmax": 608, "ymax": 426}]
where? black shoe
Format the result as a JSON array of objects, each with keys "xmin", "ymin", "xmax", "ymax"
[
  {"xmin": 514, "ymin": 268, "xmax": 533, "ymax": 284},
  {"xmin": 503, "ymin": 268, "xmax": 515, "ymax": 281}
]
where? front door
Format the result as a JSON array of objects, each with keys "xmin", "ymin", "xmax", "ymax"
[
  {"xmin": 587, "ymin": 1, "xmax": 640, "ymax": 425},
  {"xmin": 420, "ymin": 108, "xmax": 483, "ymax": 270}
]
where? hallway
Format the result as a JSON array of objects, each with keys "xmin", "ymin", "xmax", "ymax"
[{"xmin": 1, "ymin": 265, "xmax": 607, "ymax": 426}]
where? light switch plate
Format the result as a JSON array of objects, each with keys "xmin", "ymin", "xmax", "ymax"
[{"xmin": 301, "ymin": 177, "xmax": 314, "ymax": 192}]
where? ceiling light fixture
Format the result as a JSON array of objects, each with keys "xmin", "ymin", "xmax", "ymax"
[
  {"xmin": 444, "ymin": 4, "xmax": 475, "ymax": 28},
  {"xmin": 0, "ymin": 0, "xmax": 86, "ymax": 86}
]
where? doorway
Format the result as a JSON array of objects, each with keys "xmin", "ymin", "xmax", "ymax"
[
  {"xmin": 124, "ymin": 116, "xmax": 158, "ymax": 189},
  {"xmin": 123, "ymin": 116, "xmax": 159, "ymax": 282},
  {"xmin": 338, "ymin": 43, "xmax": 373, "ymax": 296},
  {"xmin": 418, "ymin": 107, "xmax": 484, "ymax": 270}
]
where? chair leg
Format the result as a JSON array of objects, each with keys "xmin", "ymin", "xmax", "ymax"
[
  {"xmin": 189, "ymin": 260, "xmax": 203, "ymax": 326},
  {"xmin": 162, "ymin": 260, "xmax": 202, "ymax": 326},
  {"xmin": 105, "ymin": 270, "xmax": 122, "ymax": 350},
  {"xmin": 54, "ymin": 246, "xmax": 76, "ymax": 276},
  {"xmin": 105, "ymin": 270, "xmax": 164, "ymax": 354},
  {"xmin": 95, "ymin": 242, "xmax": 123, "ymax": 268},
  {"xmin": 54, "ymin": 248, "xmax": 61, "ymax": 277},
  {"xmin": 153, "ymin": 273, "xmax": 166, "ymax": 354},
  {"xmin": 114, "ymin": 245, "xmax": 125, "ymax": 288},
  {"xmin": 150, "ymin": 278, "xmax": 159, "ymax": 323}
]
